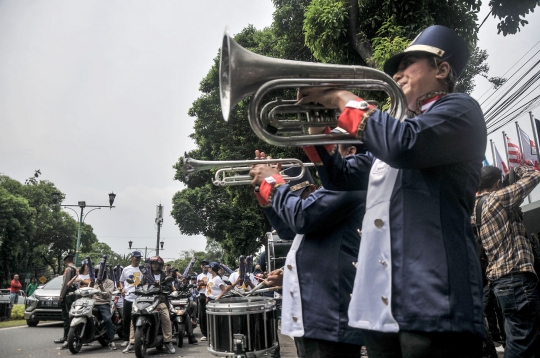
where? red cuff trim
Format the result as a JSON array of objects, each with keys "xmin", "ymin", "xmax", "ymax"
[
  {"xmin": 255, "ymin": 191, "xmax": 270, "ymax": 207},
  {"xmin": 337, "ymin": 99, "xmax": 375, "ymax": 137},
  {"xmin": 259, "ymin": 174, "xmax": 286, "ymax": 202}
]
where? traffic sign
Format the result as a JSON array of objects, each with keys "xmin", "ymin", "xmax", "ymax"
[{"xmin": 38, "ymin": 276, "xmax": 47, "ymax": 284}]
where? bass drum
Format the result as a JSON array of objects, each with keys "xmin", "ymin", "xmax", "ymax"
[
  {"xmin": 266, "ymin": 231, "xmax": 292, "ymax": 272},
  {"xmin": 206, "ymin": 297, "xmax": 278, "ymax": 357}
]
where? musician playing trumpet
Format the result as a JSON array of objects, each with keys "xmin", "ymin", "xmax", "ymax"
[
  {"xmin": 250, "ymin": 154, "xmax": 366, "ymax": 358},
  {"xmin": 294, "ymin": 25, "xmax": 486, "ymax": 357}
]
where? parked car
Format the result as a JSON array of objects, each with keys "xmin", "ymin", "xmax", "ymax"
[{"xmin": 24, "ymin": 276, "xmax": 63, "ymax": 326}]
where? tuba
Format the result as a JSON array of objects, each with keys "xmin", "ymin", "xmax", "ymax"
[{"xmin": 220, "ymin": 28, "xmax": 407, "ymax": 146}]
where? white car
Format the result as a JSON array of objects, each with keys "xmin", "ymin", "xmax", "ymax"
[{"xmin": 24, "ymin": 276, "xmax": 63, "ymax": 326}]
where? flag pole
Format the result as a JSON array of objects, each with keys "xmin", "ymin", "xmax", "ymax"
[
  {"xmin": 502, "ymin": 131, "xmax": 510, "ymax": 168},
  {"xmin": 515, "ymin": 122, "xmax": 531, "ymax": 203},
  {"xmin": 490, "ymin": 139, "xmax": 496, "ymax": 166},
  {"xmin": 530, "ymin": 111, "xmax": 540, "ymax": 168}
]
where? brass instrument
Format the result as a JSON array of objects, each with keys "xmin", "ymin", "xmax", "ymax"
[
  {"xmin": 183, "ymin": 157, "xmax": 315, "ymax": 186},
  {"xmin": 219, "ymin": 28, "xmax": 407, "ymax": 146}
]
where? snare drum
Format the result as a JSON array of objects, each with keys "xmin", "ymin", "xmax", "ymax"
[
  {"xmin": 267, "ymin": 232, "xmax": 292, "ymax": 272},
  {"xmin": 206, "ymin": 297, "xmax": 278, "ymax": 357}
]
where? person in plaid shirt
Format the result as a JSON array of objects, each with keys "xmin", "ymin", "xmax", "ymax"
[{"xmin": 475, "ymin": 165, "xmax": 540, "ymax": 356}]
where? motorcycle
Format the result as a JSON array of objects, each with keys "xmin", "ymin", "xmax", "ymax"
[
  {"xmin": 131, "ymin": 276, "xmax": 174, "ymax": 358},
  {"xmin": 168, "ymin": 289, "xmax": 192, "ymax": 347},
  {"xmin": 66, "ymin": 287, "xmax": 112, "ymax": 354}
]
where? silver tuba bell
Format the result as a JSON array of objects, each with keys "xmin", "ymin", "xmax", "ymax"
[{"xmin": 220, "ymin": 28, "xmax": 407, "ymax": 146}]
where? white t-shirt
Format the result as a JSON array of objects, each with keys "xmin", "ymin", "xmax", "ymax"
[
  {"xmin": 119, "ymin": 265, "xmax": 142, "ymax": 302},
  {"xmin": 228, "ymin": 271, "xmax": 258, "ymax": 292},
  {"xmin": 197, "ymin": 272, "xmax": 212, "ymax": 295},
  {"xmin": 206, "ymin": 275, "xmax": 225, "ymax": 299},
  {"xmin": 76, "ymin": 274, "xmax": 91, "ymax": 287}
]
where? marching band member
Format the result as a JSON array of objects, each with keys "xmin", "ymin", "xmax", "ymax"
[
  {"xmin": 216, "ymin": 263, "xmax": 258, "ymax": 299},
  {"xmin": 249, "ymin": 163, "xmax": 366, "ymax": 358},
  {"xmin": 297, "ymin": 25, "xmax": 486, "ymax": 357}
]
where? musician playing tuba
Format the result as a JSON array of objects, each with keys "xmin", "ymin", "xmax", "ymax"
[{"xmin": 285, "ymin": 25, "xmax": 486, "ymax": 357}]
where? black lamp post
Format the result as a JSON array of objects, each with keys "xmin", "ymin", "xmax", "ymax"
[{"xmin": 56, "ymin": 192, "xmax": 117, "ymax": 266}]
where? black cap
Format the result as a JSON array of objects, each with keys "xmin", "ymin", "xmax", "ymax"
[
  {"xmin": 283, "ymin": 166, "xmax": 314, "ymax": 197},
  {"xmin": 206, "ymin": 262, "xmax": 221, "ymax": 272},
  {"xmin": 383, "ymin": 25, "xmax": 470, "ymax": 78},
  {"xmin": 63, "ymin": 254, "xmax": 74, "ymax": 262},
  {"xmin": 200, "ymin": 259, "xmax": 209, "ymax": 265}
]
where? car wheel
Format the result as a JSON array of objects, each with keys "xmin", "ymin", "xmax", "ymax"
[{"xmin": 26, "ymin": 319, "xmax": 39, "ymax": 327}]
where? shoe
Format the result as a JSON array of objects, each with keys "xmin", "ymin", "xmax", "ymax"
[
  {"xmin": 61, "ymin": 341, "xmax": 69, "ymax": 350},
  {"xmin": 166, "ymin": 342, "xmax": 175, "ymax": 354},
  {"xmin": 120, "ymin": 341, "xmax": 129, "ymax": 347},
  {"xmin": 200, "ymin": 336, "xmax": 207, "ymax": 341},
  {"xmin": 54, "ymin": 337, "xmax": 66, "ymax": 344},
  {"xmin": 122, "ymin": 344, "xmax": 134, "ymax": 353},
  {"xmin": 109, "ymin": 342, "xmax": 117, "ymax": 350},
  {"xmin": 188, "ymin": 337, "xmax": 198, "ymax": 344},
  {"xmin": 361, "ymin": 346, "xmax": 368, "ymax": 356}
]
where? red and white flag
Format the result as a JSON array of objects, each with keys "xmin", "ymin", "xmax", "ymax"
[
  {"xmin": 493, "ymin": 143, "xmax": 509, "ymax": 174},
  {"xmin": 518, "ymin": 127, "xmax": 540, "ymax": 171},
  {"xmin": 506, "ymin": 135, "xmax": 522, "ymax": 168}
]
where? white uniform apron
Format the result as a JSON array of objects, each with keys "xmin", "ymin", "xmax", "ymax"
[
  {"xmin": 348, "ymin": 159, "xmax": 400, "ymax": 332},
  {"xmin": 280, "ymin": 233, "xmax": 305, "ymax": 337}
]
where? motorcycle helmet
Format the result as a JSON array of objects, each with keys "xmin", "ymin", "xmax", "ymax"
[{"xmin": 149, "ymin": 256, "xmax": 164, "ymax": 270}]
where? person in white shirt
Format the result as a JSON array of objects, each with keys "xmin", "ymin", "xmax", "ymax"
[
  {"xmin": 196, "ymin": 259, "xmax": 212, "ymax": 341},
  {"xmin": 206, "ymin": 262, "xmax": 226, "ymax": 301},
  {"xmin": 118, "ymin": 251, "xmax": 142, "ymax": 353},
  {"xmin": 216, "ymin": 269, "xmax": 258, "ymax": 299}
]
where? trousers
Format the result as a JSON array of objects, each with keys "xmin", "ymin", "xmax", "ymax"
[
  {"xmin": 96, "ymin": 304, "xmax": 115, "ymax": 340},
  {"xmin": 294, "ymin": 337, "xmax": 361, "ymax": 358},
  {"xmin": 198, "ymin": 293, "xmax": 208, "ymax": 337}
]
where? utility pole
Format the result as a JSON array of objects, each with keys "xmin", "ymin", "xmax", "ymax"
[{"xmin": 155, "ymin": 204, "xmax": 163, "ymax": 256}]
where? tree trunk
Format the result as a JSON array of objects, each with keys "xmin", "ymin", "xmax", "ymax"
[{"xmin": 348, "ymin": 0, "xmax": 374, "ymax": 67}]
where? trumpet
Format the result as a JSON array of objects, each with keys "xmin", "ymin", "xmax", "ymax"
[
  {"xmin": 219, "ymin": 28, "xmax": 407, "ymax": 146},
  {"xmin": 184, "ymin": 157, "xmax": 314, "ymax": 186}
]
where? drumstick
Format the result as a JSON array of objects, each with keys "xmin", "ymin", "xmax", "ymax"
[{"xmin": 247, "ymin": 267, "xmax": 284, "ymax": 296}]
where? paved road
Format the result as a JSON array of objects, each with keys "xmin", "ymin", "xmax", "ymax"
[{"xmin": 0, "ymin": 321, "xmax": 297, "ymax": 358}]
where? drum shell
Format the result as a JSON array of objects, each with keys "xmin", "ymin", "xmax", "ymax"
[{"xmin": 207, "ymin": 297, "xmax": 277, "ymax": 355}]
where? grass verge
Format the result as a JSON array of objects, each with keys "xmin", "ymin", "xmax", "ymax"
[{"xmin": 0, "ymin": 319, "xmax": 26, "ymax": 329}]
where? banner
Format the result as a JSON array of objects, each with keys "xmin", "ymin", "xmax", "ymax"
[
  {"xmin": 506, "ymin": 135, "xmax": 522, "ymax": 168},
  {"xmin": 493, "ymin": 143, "xmax": 509, "ymax": 174},
  {"xmin": 518, "ymin": 127, "xmax": 539, "ymax": 170}
]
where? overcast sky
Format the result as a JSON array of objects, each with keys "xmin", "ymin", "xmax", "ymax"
[{"xmin": 1, "ymin": 1, "xmax": 539, "ymax": 261}]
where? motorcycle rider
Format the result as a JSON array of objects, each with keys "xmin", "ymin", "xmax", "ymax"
[
  {"xmin": 140, "ymin": 256, "xmax": 176, "ymax": 354},
  {"xmin": 92, "ymin": 268, "xmax": 117, "ymax": 350}
]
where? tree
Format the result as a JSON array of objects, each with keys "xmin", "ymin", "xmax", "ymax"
[
  {"xmin": 172, "ymin": 0, "xmax": 539, "ymax": 265},
  {"xmin": 0, "ymin": 186, "xmax": 34, "ymax": 285}
]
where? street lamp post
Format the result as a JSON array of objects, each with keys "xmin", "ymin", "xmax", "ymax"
[
  {"xmin": 53, "ymin": 192, "xmax": 116, "ymax": 266},
  {"xmin": 128, "ymin": 240, "xmax": 164, "ymax": 261}
]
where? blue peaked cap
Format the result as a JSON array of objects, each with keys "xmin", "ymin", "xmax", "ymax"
[{"xmin": 383, "ymin": 25, "xmax": 470, "ymax": 78}]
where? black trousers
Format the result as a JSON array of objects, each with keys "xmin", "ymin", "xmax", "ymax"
[
  {"xmin": 122, "ymin": 299, "xmax": 133, "ymax": 341},
  {"xmin": 483, "ymin": 284, "xmax": 505, "ymax": 342},
  {"xmin": 61, "ymin": 294, "xmax": 75, "ymax": 339},
  {"xmin": 361, "ymin": 330, "xmax": 483, "ymax": 358},
  {"xmin": 198, "ymin": 293, "xmax": 207, "ymax": 337},
  {"xmin": 294, "ymin": 337, "xmax": 361, "ymax": 358}
]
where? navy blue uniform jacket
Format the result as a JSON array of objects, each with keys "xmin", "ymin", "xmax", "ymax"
[
  {"xmin": 263, "ymin": 183, "xmax": 366, "ymax": 344},
  {"xmin": 314, "ymin": 93, "xmax": 487, "ymax": 336}
]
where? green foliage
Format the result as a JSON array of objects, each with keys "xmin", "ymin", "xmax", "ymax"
[
  {"xmin": 489, "ymin": 0, "xmax": 540, "ymax": 35},
  {"xmin": 303, "ymin": 0, "xmax": 351, "ymax": 63},
  {"xmin": 456, "ymin": 47, "xmax": 490, "ymax": 94},
  {"xmin": 11, "ymin": 304, "xmax": 25, "ymax": 320},
  {"xmin": 368, "ymin": 17, "xmax": 410, "ymax": 70}
]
